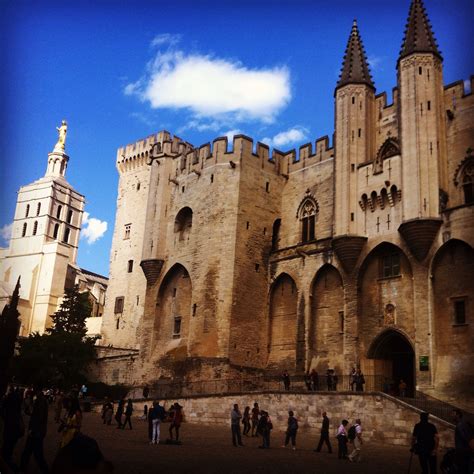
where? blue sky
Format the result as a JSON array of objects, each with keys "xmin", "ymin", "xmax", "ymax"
[{"xmin": 1, "ymin": 0, "xmax": 472, "ymax": 277}]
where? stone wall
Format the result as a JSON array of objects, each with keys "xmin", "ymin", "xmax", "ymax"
[{"xmin": 98, "ymin": 392, "xmax": 454, "ymax": 449}]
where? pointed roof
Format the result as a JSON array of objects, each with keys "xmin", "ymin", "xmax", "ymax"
[
  {"xmin": 336, "ymin": 20, "xmax": 374, "ymax": 91},
  {"xmin": 399, "ymin": 0, "xmax": 442, "ymax": 63}
]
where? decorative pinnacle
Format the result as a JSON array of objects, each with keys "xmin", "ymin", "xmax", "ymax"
[
  {"xmin": 336, "ymin": 19, "xmax": 374, "ymax": 91},
  {"xmin": 399, "ymin": 0, "xmax": 442, "ymax": 63}
]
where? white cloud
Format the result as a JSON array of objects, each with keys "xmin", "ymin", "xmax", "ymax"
[
  {"xmin": 125, "ymin": 40, "xmax": 291, "ymax": 125},
  {"xmin": 223, "ymin": 129, "xmax": 242, "ymax": 141},
  {"xmin": 81, "ymin": 212, "xmax": 107, "ymax": 244},
  {"xmin": 261, "ymin": 126, "xmax": 309, "ymax": 148},
  {"xmin": 0, "ymin": 222, "xmax": 13, "ymax": 245},
  {"xmin": 368, "ymin": 55, "xmax": 382, "ymax": 71},
  {"xmin": 150, "ymin": 33, "xmax": 181, "ymax": 49}
]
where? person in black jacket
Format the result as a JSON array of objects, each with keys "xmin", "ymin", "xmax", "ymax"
[
  {"xmin": 412, "ymin": 412, "xmax": 439, "ymax": 474},
  {"xmin": 20, "ymin": 386, "xmax": 49, "ymax": 474},
  {"xmin": 314, "ymin": 411, "xmax": 332, "ymax": 453},
  {"xmin": 122, "ymin": 399, "xmax": 133, "ymax": 430}
]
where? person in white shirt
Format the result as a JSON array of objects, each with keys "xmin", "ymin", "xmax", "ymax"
[
  {"xmin": 336, "ymin": 419, "xmax": 349, "ymax": 459},
  {"xmin": 348, "ymin": 419, "xmax": 363, "ymax": 462}
]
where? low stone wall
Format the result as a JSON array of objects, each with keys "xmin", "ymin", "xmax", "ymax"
[{"xmin": 94, "ymin": 391, "xmax": 455, "ymax": 449}]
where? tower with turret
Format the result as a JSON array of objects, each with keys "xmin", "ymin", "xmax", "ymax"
[{"xmin": 0, "ymin": 123, "xmax": 85, "ymax": 334}]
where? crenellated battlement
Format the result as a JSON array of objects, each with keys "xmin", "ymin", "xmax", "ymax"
[
  {"xmin": 116, "ymin": 131, "xmax": 193, "ymax": 173},
  {"xmin": 171, "ymin": 133, "xmax": 334, "ymax": 180}
]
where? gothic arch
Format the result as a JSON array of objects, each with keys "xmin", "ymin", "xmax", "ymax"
[
  {"xmin": 174, "ymin": 207, "xmax": 193, "ymax": 241},
  {"xmin": 310, "ymin": 264, "xmax": 344, "ymax": 370},
  {"xmin": 297, "ymin": 196, "xmax": 319, "ymax": 243},
  {"xmin": 373, "ymin": 137, "xmax": 400, "ymax": 174},
  {"xmin": 367, "ymin": 328, "xmax": 415, "ymax": 394},
  {"xmin": 357, "ymin": 242, "xmax": 415, "ymax": 379},
  {"xmin": 267, "ymin": 273, "xmax": 298, "ymax": 369},
  {"xmin": 154, "ymin": 263, "xmax": 192, "ymax": 346},
  {"xmin": 431, "ymin": 239, "xmax": 474, "ymax": 392}
]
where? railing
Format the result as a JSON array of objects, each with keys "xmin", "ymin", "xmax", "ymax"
[
  {"xmin": 396, "ymin": 391, "xmax": 474, "ymax": 424},
  {"xmin": 149, "ymin": 374, "xmax": 386, "ymax": 399}
]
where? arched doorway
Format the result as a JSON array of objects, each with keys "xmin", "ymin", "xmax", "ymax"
[
  {"xmin": 267, "ymin": 273, "xmax": 298, "ymax": 370},
  {"xmin": 367, "ymin": 330, "xmax": 415, "ymax": 396}
]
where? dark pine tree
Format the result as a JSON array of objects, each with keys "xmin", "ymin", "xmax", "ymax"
[
  {"xmin": 47, "ymin": 284, "xmax": 92, "ymax": 336},
  {"xmin": 0, "ymin": 277, "xmax": 21, "ymax": 396}
]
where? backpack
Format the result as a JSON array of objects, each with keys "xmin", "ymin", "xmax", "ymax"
[{"xmin": 348, "ymin": 425, "xmax": 357, "ymax": 440}]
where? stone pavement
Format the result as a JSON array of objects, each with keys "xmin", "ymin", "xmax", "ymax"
[{"xmin": 18, "ymin": 412, "xmax": 427, "ymax": 473}]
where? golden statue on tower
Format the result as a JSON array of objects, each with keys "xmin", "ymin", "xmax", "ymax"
[{"xmin": 54, "ymin": 120, "xmax": 68, "ymax": 151}]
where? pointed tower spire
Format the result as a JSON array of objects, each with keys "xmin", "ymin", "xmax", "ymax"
[
  {"xmin": 399, "ymin": 0, "xmax": 442, "ymax": 63},
  {"xmin": 336, "ymin": 19, "xmax": 374, "ymax": 91}
]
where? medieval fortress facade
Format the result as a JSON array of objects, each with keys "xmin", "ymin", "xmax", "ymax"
[{"xmin": 96, "ymin": 1, "xmax": 474, "ymax": 400}]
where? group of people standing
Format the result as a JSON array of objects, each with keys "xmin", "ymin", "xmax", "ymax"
[
  {"xmin": 0, "ymin": 384, "xmax": 86, "ymax": 474},
  {"xmin": 100, "ymin": 397, "xmax": 134, "ymax": 430},
  {"xmin": 229, "ymin": 402, "xmax": 364, "ymax": 461}
]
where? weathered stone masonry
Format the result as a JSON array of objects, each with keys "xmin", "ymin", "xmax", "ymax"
[{"xmin": 97, "ymin": 0, "xmax": 474, "ymax": 405}]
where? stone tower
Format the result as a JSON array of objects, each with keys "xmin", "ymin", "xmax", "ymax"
[
  {"xmin": 333, "ymin": 20, "xmax": 375, "ymax": 272},
  {"xmin": 0, "ymin": 124, "xmax": 85, "ymax": 334},
  {"xmin": 397, "ymin": 0, "xmax": 448, "ymax": 260}
]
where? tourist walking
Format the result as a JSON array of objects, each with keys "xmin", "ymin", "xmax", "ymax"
[
  {"xmin": 326, "ymin": 369, "xmax": 333, "ymax": 391},
  {"xmin": 282, "ymin": 371, "xmax": 291, "ymax": 391},
  {"xmin": 282, "ymin": 410, "xmax": 298, "ymax": 450},
  {"xmin": 251, "ymin": 402, "xmax": 260, "ymax": 437},
  {"xmin": 169, "ymin": 402, "xmax": 183, "ymax": 442},
  {"xmin": 311, "ymin": 369, "xmax": 319, "ymax": 391},
  {"xmin": 231, "ymin": 404, "xmax": 243, "ymax": 446},
  {"xmin": 412, "ymin": 412, "xmax": 439, "ymax": 474},
  {"xmin": 399, "ymin": 379, "xmax": 407, "ymax": 397},
  {"xmin": 349, "ymin": 368, "xmax": 356, "ymax": 391},
  {"xmin": 348, "ymin": 418, "xmax": 363, "ymax": 462},
  {"xmin": 257, "ymin": 410, "xmax": 273, "ymax": 449},
  {"xmin": 150, "ymin": 401, "xmax": 165, "ymax": 444},
  {"xmin": 314, "ymin": 411, "xmax": 332, "ymax": 453},
  {"xmin": 336, "ymin": 419, "xmax": 349, "ymax": 459},
  {"xmin": 122, "ymin": 399, "xmax": 133, "ymax": 429},
  {"xmin": 242, "ymin": 406, "xmax": 251, "ymax": 436},
  {"xmin": 452, "ymin": 409, "xmax": 473, "ymax": 474},
  {"xmin": 53, "ymin": 391, "xmax": 64, "ymax": 423},
  {"xmin": 103, "ymin": 399, "xmax": 114, "ymax": 425},
  {"xmin": 115, "ymin": 398, "xmax": 125, "ymax": 429},
  {"xmin": 59, "ymin": 397, "xmax": 82, "ymax": 449},
  {"xmin": 20, "ymin": 386, "xmax": 49, "ymax": 474},
  {"xmin": 355, "ymin": 369, "xmax": 365, "ymax": 392}
]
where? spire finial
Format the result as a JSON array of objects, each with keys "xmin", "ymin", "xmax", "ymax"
[
  {"xmin": 336, "ymin": 20, "xmax": 374, "ymax": 91},
  {"xmin": 399, "ymin": 0, "xmax": 442, "ymax": 63}
]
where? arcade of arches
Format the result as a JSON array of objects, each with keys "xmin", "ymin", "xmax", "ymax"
[{"xmin": 265, "ymin": 239, "xmax": 473, "ymax": 397}]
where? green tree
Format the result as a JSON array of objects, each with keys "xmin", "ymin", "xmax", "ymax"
[
  {"xmin": 0, "ymin": 277, "xmax": 21, "ymax": 395},
  {"xmin": 48, "ymin": 285, "xmax": 92, "ymax": 336},
  {"xmin": 12, "ymin": 285, "xmax": 97, "ymax": 389}
]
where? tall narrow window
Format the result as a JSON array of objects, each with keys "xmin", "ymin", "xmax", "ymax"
[
  {"xmin": 127, "ymin": 260, "xmax": 133, "ymax": 273},
  {"xmin": 453, "ymin": 299, "xmax": 466, "ymax": 325},
  {"xmin": 173, "ymin": 316, "xmax": 182, "ymax": 337},
  {"xmin": 462, "ymin": 162, "xmax": 474, "ymax": 204},
  {"xmin": 339, "ymin": 311, "xmax": 345, "ymax": 333},
  {"xmin": 114, "ymin": 297, "xmax": 124, "ymax": 314},
  {"xmin": 381, "ymin": 253, "xmax": 401, "ymax": 278},
  {"xmin": 63, "ymin": 227, "xmax": 71, "ymax": 244},
  {"xmin": 32, "ymin": 221, "xmax": 38, "ymax": 236},
  {"xmin": 67, "ymin": 209, "xmax": 73, "ymax": 224},
  {"xmin": 25, "ymin": 204, "xmax": 30, "ymax": 218},
  {"xmin": 271, "ymin": 219, "xmax": 281, "ymax": 251},
  {"xmin": 124, "ymin": 224, "xmax": 131, "ymax": 239},
  {"xmin": 299, "ymin": 198, "xmax": 317, "ymax": 243},
  {"xmin": 36, "ymin": 202, "xmax": 41, "ymax": 216},
  {"xmin": 53, "ymin": 223, "xmax": 59, "ymax": 239},
  {"xmin": 22, "ymin": 223, "xmax": 27, "ymax": 237},
  {"xmin": 56, "ymin": 205, "xmax": 62, "ymax": 219}
]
